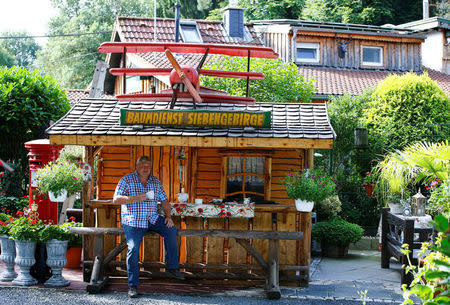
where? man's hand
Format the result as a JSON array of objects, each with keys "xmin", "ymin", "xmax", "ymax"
[{"xmin": 164, "ymin": 217, "xmax": 174, "ymax": 228}]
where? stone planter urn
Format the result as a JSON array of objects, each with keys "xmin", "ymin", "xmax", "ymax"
[
  {"xmin": 44, "ymin": 239, "xmax": 69, "ymax": 287},
  {"xmin": 13, "ymin": 240, "xmax": 38, "ymax": 286},
  {"xmin": 321, "ymin": 242, "xmax": 350, "ymax": 258},
  {"xmin": 0, "ymin": 235, "xmax": 17, "ymax": 281}
]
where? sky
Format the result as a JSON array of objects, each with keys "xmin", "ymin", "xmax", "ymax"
[{"xmin": 0, "ymin": 0, "xmax": 56, "ymax": 45}]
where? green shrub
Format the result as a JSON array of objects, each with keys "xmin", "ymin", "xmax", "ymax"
[
  {"xmin": 284, "ymin": 168, "xmax": 337, "ymax": 203},
  {"xmin": 312, "ymin": 216, "xmax": 364, "ymax": 245},
  {"xmin": 39, "ymin": 224, "xmax": 71, "ymax": 242},
  {"xmin": 35, "ymin": 160, "xmax": 83, "ymax": 197},
  {"xmin": 201, "ymin": 56, "xmax": 315, "ymax": 103},
  {"xmin": 362, "ymin": 72, "xmax": 449, "ymax": 153},
  {"xmin": 60, "ymin": 220, "xmax": 82, "ymax": 248},
  {"xmin": 0, "ymin": 194, "xmax": 28, "ymax": 215},
  {"xmin": 0, "ymin": 162, "xmax": 25, "ymax": 197},
  {"xmin": 9, "ymin": 215, "xmax": 44, "ymax": 242}
]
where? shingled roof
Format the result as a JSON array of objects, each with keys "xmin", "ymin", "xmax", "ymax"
[
  {"xmin": 300, "ymin": 67, "xmax": 450, "ymax": 96},
  {"xmin": 46, "ymin": 99, "xmax": 335, "ymax": 149}
]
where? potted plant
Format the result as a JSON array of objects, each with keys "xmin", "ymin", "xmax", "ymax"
[
  {"xmin": 284, "ymin": 168, "xmax": 337, "ymax": 212},
  {"xmin": 38, "ymin": 224, "xmax": 71, "ymax": 287},
  {"xmin": 61, "ymin": 218, "xmax": 83, "ymax": 269},
  {"xmin": 8, "ymin": 211, "xmax": 43, "ymax": 286},
  {"xmin": 35, "ymin": 160, "xmax": 83, "ymax": 202},
  {"xmin": 0, "ymin": 213, "xmax": 17, "ymax": 281},
  {"xmin": 362, "ymin": 167, "xmax": 377, "ymax": 198},
  {"xmin": 312, "ymin": 216, "xmax": 363, "ymax": 257}
]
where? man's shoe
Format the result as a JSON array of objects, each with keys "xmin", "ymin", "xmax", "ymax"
[
  {"xmin": 128, "ymin": 286, "xmax": 138, "ymax": 298},
  {"xmin": 167, "ymin": 269, "xmax": 185, "ymax": 280}
]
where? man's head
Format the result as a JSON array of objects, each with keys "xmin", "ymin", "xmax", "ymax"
[{"xmin": 136, "ymin": 156, "xmax": 152, "ymax": 177}]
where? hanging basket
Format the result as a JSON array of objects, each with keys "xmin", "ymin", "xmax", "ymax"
[
  {"xmin": 48, "ymin": 190, "xmax": 67, "ymax": 202},
  {"xmin": 294, "ymin": 199, "xmax": 315, "ymax": 212}
]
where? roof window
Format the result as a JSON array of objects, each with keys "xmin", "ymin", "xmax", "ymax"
[
  {"xmin": 362, "ymin": 46, "xmax": 383, "ymax": 67},
  {"xmin": 296, "ymin": 42, "xmax": 320, "ymax": 63},
  {"xmin": 180, "ymin": 22, "xmax": 202, "ymax": 43}
]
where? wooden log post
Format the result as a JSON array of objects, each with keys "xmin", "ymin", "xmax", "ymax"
[
  {"xmin": 381, "ymin": 207, "xmax": 390, "ymax": 269},
  {"xmin": 266, "ymin": 239, "xmax": 280, "ymax": 300}
]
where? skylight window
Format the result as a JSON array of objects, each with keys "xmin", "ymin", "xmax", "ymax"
[{"xmin": 180, "ymin": 22, "xmax": 202, "ymax": 43}]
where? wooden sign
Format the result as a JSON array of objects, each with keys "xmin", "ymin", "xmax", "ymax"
[{"xmin": 120, "ymin": 109, "xmax": 271, "ymax": 128}]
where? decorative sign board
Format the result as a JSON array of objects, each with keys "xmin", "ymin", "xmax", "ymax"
[{"xmin": 120, "ymin": 109, "xmax": 271, "ymax": 128}]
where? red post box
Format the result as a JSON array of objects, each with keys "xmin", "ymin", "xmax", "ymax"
[{"xmin": 24, "ymin": 139, "xmax": 64, "ymax": 223}]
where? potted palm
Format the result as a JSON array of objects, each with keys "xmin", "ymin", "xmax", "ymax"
[
  {"xmin": 0, "ymin": 213, "xmax": 17, "ymax": 281},
  {"xmin": 35, "ymin": 160, "xmax": 83, "ymax": 202},
  {"xmin": 284, "ymin": 168, "xmax": 337, "ymax": 212},
  {"xmin": 38, "ymin": 224, "xmax": 71, "ymax": 287},
  {"xmin": 312, "ymin": 216, "xmax": 363, "ymax": 257}
]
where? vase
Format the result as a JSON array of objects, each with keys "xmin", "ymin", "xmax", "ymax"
[
  {"xmin": 12, "ymin": 240, "xmax": 38, "ymax": 286},
  {"xmin": 65, "ymin": 246, "xmax": 82, "ymax": 269},
  {"xmin": 44, "ymin": 239, "xmax": 69, "ymax": 287},
  {"xmin": 48, "ymin": 189, "xmax": 67, "ymax": 202},
  {"xmin": 363, "ymin": 183, "xmax": 375, "ymax": 197},
  {"xmin": 0, "ymin": 236, "xmax": 17, "ymax": 281},
  {"xmin": 177, "ymin": 188, "xmax": 189, "ymax": 204},
  {"xmin": 295, "ymin": 199, "xmax": 314, "ymax": 212}
]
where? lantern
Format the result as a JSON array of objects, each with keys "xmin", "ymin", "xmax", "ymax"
[{"xmin": 412, "ymin": 189, "xmax": 427, "ymax": 216}]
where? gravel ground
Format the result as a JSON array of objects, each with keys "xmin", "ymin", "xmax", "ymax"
[{"xmin": 0, "ymin": 286, "xmax": 401, "ymax": 305}]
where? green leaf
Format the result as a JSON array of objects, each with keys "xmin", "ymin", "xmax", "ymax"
[
  {"xmin": 409, "ymin": 285, "xmax": 433, "ymax": 300},
  {"xmin": 424, "ymin": 271, "xmax": 450, "ymax": 280},
  {"xmin": 433, "ymin": 215, "xmax": 449, "ymax": 233}
]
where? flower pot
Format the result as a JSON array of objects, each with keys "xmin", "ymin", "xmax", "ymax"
[
  {"xmin": 295, "ymin": 199, "xmax": 314, "ymax": 212},
  {"xmin": 0, "ymin": 236, "xmax": 17, "ymax": 281},
  {"xmin": 321, "ymin": 242, "xmax": 349, "ymax": 258},
  {"xmin": 65, "ymin": 246, "xmax": 82, "ymax": 269},
  {"xmin": 363, "ymin": 183, "xmax": 375, "ymax": 197},
  {"xmin": 13, "ymin": 240, "xmax": 38, "ymax": 286},
  {"xmin": 44, "ymin": 239, "xmax": 69, "ymax": 287},
  {"xmin": 48, "ymin": 189, "xmax": 67, "ymax": 202}
]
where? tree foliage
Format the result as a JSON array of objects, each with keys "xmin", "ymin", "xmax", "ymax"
[
  {"xmin": 201, "ymin": 56, "xmax": 315, "ymax": 103},
  {"xmin": 0, "ymin": 47, "xmax": 16, "ymax": 68},
  {"xmin": 158, "ymin": 0, "xmax": 223, "ymax": 19},
  {"xmin": 36, "ymin": 0, "xmax": 154, "ymax": 89},
  {"xmin": 0, "ymin": 31, "xmax": 40, "ymax": 68},
  {"xmin": 0, "ymin": 66, "xmax": 70, "ymax": 163},
  {"xmin": 361, "ymin": 72, "xmax": 450, "ymax": 154}
]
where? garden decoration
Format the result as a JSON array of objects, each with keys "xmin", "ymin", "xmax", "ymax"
[
  {"xmin": 312, "ymin": 216, "xmax": 363, "ymax": 257},
  {"xmin": 411, "ymin": 189, "xmax": 427, "ymax": 217},
  {"xmin": 39, "ymin": 224, "xmax": 71, "ymax": 287},
  {"xmin": 0, "ymin": 214, "xmax": 16, "ymax": 281},
  {"xmin": 284, "ymin": 168, "xmax": 337, "ymax": 212},
  {"xmin": 9, "ymin": 210, "xmax": 43, "ymax": 286},
  {"xmin": 35, "ymin": 160, "xmax": 83, "ymax": 202}
]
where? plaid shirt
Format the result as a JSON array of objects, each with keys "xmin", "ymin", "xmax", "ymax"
[{"xmin": 114, "ymin": 171, "xmax": 168, "ymax": 228}]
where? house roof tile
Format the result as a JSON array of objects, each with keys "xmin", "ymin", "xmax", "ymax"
[{"xmin": 299, "ymin": 67, "xmax": 450, "ymax": 96}]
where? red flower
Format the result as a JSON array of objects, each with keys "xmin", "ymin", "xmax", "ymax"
[
  {"xmin": 197, "ymin": 208, "xmax": 203, "ymax": 213},
  {"xmin": 69, "ymin": 216, "xmax": 76, "ymax": 222},
  {"xmin": 226, "ymin": 212, "xmax": 232, "ymax": 217},
  {"xmin": 0, "ymin": 221, "xmax": 6, "ymax": 226},
  {"xmin": 219, "ymin": 205, "xmax": 225, "ymax": 208},
  {"xmin": 16, "ymin": 211, "xmax": 24, "ymax": 216},
  {"xmin": 0, "ymin": 190, "xmax": 5, "ymax": 193},
  {"xmin": 31, "ymin": 219, "xmax": 37, "ymax": 225}
]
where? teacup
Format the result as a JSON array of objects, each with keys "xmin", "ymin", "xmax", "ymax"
[{"xmin": 146, "ymin": 190, "xmax": 155, "ymax": 200}]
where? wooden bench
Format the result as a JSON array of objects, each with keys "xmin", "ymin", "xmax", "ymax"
[
  {"xmin": 381, "ymin": 207, "xmax": 434, "ymax": 286},
  {"xmin": 71, "ymin": 226, "xmax": 304, "ymax": 299}
]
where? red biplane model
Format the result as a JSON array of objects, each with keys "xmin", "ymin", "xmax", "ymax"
[{"xmin": 98, "ymin": 42, "xmax": 278, "ymax": 108}]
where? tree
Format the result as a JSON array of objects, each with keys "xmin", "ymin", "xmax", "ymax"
[
  {"xmin": 0, "ymin": 47, "xmax": 16, "ymax": 68},
  {"xmin": 157, "ymin": 0, "xmax": 223, "ymax": 19},
  {"xmin": 0, "ymin": 66, "xmax": 70, "ymax": 164},
  {"xmin": 361, "ymin": 72, "xmax": 450, "ymax": 155},
  {"xmin": 35, "ymin": 0, "xmax": 154, "ymax": 89},
  {"xmin": 200, "ymin": 56, "xmax": 315, "ymax": 103},
  {"xmin": 0, "ymin": 31, "xmax": 40, "ymax": 68}
]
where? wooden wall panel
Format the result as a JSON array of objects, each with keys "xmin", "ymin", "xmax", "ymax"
[{"xmin": 195, "ymin": 148, "xmax": 221, "ymax": 201}]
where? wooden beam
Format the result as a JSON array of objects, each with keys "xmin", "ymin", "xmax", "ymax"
[{"xmin": 49, "ymin": 135, "xmax": 334, "ymax": 149}]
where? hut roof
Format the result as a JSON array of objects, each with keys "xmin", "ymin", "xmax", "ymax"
[{"xmin": 46, "ymin": 99, "xmax": 335, "ymax": 149}]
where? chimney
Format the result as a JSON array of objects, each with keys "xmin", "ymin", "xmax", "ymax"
[
  {"xmin": 423, "ymin": 0, "xmax": 429, "ymax": 19},
  {"xmin": 223, "ymin": 0, "xmax": 244, "ymax": 39},
  {"xmin": 174, "ymin": 2, "xmax": 181, "ymax": 42}
]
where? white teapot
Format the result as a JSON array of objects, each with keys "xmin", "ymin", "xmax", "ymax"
[{"xmin": 177, "ymin": 188, "xmax": 189, "ymax": 204}]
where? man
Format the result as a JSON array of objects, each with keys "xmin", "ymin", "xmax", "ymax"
[{"xmin": 113, "ymin": 156, "xmax": 184, "ymax": 298}]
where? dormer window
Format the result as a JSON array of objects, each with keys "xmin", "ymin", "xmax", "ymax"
[
  {"xmin": 362, "ymin": 46, "xmax": 383, "ymax": 67},
  {"xmin": 180, "ymin": 22, "xmax": 202, "ymax": 43},
  {"xmin": 296, "ymin": 42, "xmax": 320, "ymax": 63}
]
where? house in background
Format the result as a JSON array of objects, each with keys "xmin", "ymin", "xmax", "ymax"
[
  {"xmin": 398, "ymin": 17, "xmax": 450, "ymax": 74},
  {"xmin": 252, "ymin": 19, "xmax": 450, "ymax": 100}
]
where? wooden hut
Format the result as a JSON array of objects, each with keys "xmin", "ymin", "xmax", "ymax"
[{"xmin": 46, "ymin": 99, "xmax": 335, "ymax": 288}]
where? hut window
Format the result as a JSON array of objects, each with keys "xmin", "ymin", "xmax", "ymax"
[
  {"xmin": 296, "ymin": 42, "xmax": 320, "ymax": 63},
  {"xmin": 225, "ymin": 156, "xmax": 265, "ymax": 203},
  {"xmin": 362, "ymin": 46, "xmax": 383, "ymax": 67}
]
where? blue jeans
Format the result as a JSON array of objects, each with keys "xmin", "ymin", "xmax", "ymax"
[{"xmin": 123, "ymin": 215, "xmax": 179, "ymax": 286}]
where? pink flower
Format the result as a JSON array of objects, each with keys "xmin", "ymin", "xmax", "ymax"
[
  {"xmin": 430, "ymin": 180, "xmax": 438, "ymax": 188},
  {"xmin": 73, "ymin": 177, "xmax": 78, "ymax": 180}
]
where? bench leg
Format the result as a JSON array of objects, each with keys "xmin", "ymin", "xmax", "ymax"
[
  {"xmin": 86, "ymin": 256, "xmax": 109, "ymax": 293},
  {"xmin": 266, "ymin": 239, "xmax": 281, "ymax": 300}
]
